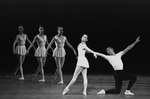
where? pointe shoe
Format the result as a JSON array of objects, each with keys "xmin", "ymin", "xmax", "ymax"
[
  {"xmin": 51, "ymin": 78, "xmax": 55, "ymax": 83},
  {"xmin": 125, "ymin": 90, "xmax": 134, "ymax": 95},
  {"xmin": 51, "ymin": 80, "xmax": 54, "ymax": 83},
  {"xmin": 11, "ymin": 75, "xmax": 15, "ymax": 79},
  {"xmin": 97, "ymin": 89, "xmax": 105, "ymax": 95},
  {"xmin": 58, "ymin": 81, "xmax": 64, "ymax": 84},
  {"xmin": 83, "ymin": 92, "xmax": 87, "ymax": 96},
  {"xmin": 19, "ymin": 77, "xmax": 24, "ymax": 80},
  {"xmin": 62, "ymin": 88, "xmax": 69, "ymax": 95},
  {"xmin": 38, "ymin": 79, "xmax": 45, "ymax": 82},
  {"xmin": 11, "ymin": 73, "xmax": 16, "ymax": 79},
  {"xmin": 31, "ymin": 74, "xmax": 35, "ymax": 80}
]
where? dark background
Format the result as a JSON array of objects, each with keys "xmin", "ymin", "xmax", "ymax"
[{"xmin": 0, "ymin": 0, "xmax": 150, "ymax": 75}]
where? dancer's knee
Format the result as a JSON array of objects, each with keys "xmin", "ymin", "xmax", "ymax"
[{"xmin": 58, "ymin": 68, "xmax": 62, "ymax": 73}]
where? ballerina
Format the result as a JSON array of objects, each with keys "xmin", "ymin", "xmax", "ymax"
[
  {"xmin": 27, "ymin": 26, "xmax": 49, "ymax": 82},
  {"xmin": 12, "ymin": 26, "xmax": 33, "ymax": 80},
  {"xmin": 62, "ymin": 34, "xmax": 97, "ymax": 96},
  {"xmin": 47, "ymin": 26, "xmax": 77, "ymax": 84}
]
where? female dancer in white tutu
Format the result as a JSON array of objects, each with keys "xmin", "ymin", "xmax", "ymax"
[
  {"xmin": 96, "ymin": 36, "xmax": 140, "ymax": 95},
  {"xmin": 12, "ymin": 26, "xmax": 33, "ymax": 80},
  {"xmin": 62, "ymin": 34, "xmax": 97, "ymax": 96},
  {"xmin": 27, "ymin": 26, "xmax": 49, "ymax": 82},
  {"xmin": 47, "ymin": 26, "xmax": 77, "ymax": 84}
]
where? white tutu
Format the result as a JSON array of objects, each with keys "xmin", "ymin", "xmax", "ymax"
[
  {"xmin": 77, "ymin": 56, "xmax": 89, "ymax": 68},
  {"xmin": 15, "ymin": 45, "xmax": 26, "ymax": 55},
  {"xmin": 35, "ymin": 47, "xmax": 47, "ymax": 57}
]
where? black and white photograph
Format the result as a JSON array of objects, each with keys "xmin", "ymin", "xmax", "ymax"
[{"xmin": 0, "ymin": 0, "xmax": 150, "ymax": 99}]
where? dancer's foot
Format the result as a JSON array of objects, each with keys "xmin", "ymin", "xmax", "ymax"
[
  {"xmin": 38, "ymin": 79, "xmax": 45, "ymax": 82},
  {"xmin": 31, "ymin": 74, "xmax": 36, "ymax": 80},
  {"xmin": 11, "ymin": 72, "xmax": 16, "ymax": 79},
  {"xmin": 51, "ymin": 78, "xmax": 55, "ymax": 83},
  {"xmin": 62, "ymin": 88, "xmax": 69, "ymax": 95},
  {"xmin": 19, "ymin": 77, "xmax": 24, "ymax": 80},
  {"xmin": 58, "ymin": 81, "xmax": 64, "ymax": 84},
  {"xmin": 51, "ymin": 80, "xmax": 54, "ymax": 83},
  {"xmin": 125, "ymin": 90, "xmax": 134, "ymax": 95},
  {"xmin": 11, "ymin": 75, "xmax": 15, "ymax": 79},
  {"xmin": 97, "ymin": 89, "xmax": 105, "ymax": 95},
  {"xmin": 83, "ymin": 91, "xmax": 87, "ymax": 96}
]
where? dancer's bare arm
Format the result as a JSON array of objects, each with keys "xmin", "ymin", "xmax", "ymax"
[
  {"xmin": 122, "ymin": 36, "xmax": 141, "ymax": 55},
  {"xmin": 95, "ymin": 52, "xmax": 108, "ymax": 60},
  {"xmin": 84, "ymin": 45, "xmax": 97, "ymax": 58},
  {"xmin": 65, "ymin": 37, "xmax": 77, "ymax": 55},
  {"xmin": 13, "ymin": 35, "xmax": 19, "ymax": 54}
]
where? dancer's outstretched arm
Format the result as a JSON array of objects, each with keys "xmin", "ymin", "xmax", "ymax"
[
  {"xmin": 65, "ymin": 37, "xmax": 77, "ymax": 55},
  {"xmin": 95, "ymin": 52, "xmax": 108, "ymax": 60},
  {"xmin": 47, "ymin": 37, "xmax": 54, "ymax": 52},
  {"xmin": 84, "ymin": 45, "xmax": 97, "ymax": 58},
  {"xmin": 122, "ymin": 36, "xmax": 141, "ymax": 55},
  {"xmin": 13, "ymin": 35, "xmax": 18, "ymax": 54}
]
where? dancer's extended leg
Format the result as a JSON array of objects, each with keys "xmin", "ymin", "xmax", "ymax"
[
  {"xmin": 12, "ymin": 55, "xmax": 20, "ymax": 79},
  {"xmin": 62, "ymin": 66, "xmax": 83, "ymax": 95}
]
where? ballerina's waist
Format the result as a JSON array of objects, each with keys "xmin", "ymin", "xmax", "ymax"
[
  {"xmin": 17, "ymin": 44, "xmax": 25, "ymax": 47},
  {"xmin": 38, "ymin": 46, "xmax": 46, "ymax": 48}
]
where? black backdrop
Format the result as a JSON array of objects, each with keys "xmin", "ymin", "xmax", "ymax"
[{"xmin": 0, "ymin": 0, "xmax": 150, "ymax": 75}]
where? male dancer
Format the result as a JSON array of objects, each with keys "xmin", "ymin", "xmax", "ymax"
[{"xmin": 96, "ymin": 36, "xmax": 140, "ymax": 95}]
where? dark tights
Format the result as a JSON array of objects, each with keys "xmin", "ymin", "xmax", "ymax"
[{"xmin": 105, "ymin": 70, "xmax": 137, "ymax": 94}]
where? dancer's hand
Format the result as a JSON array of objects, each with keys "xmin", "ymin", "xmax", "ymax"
[
  {"xmin": 93, "ymin": 53, "xmax": 97, "ymax": 58},
  {"xmin": 26, "ymin": 50, "xmax": 29, "ymax": 55},
  {"xmin": 76, "ymin": 56, "xmax": 78, "ymax": 59},
  {"xmin": 34, "ymin": 48, "xmax": 36, "ymax": 51},
  {"xmin": 51, "ymin": 49, "xmax": 54, "ymax": 53},
  {"xmin": 135, "ymin": 36, "xmax": 141, "ymax": 43},
  {"xmin": 73, "ymin": 50, "xmax": 77, "ymax": 56},
  {"xmin": 46, "ymin": 51, "xmax": 49, "ymax": 56}
]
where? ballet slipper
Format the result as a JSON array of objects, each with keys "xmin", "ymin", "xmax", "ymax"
[
  {"xmin": 38, "ymin": 79, "xmax": 45, "ymax": 82},
  {"xmin": 51, "ymin": 79, "xmax": 54, "ymax": 83},
  {"xmin": 97, "ymin": 89, "xmax": 105, "ymax": 95},
  {"xmin": 58, "ymin": 81, "xmax": 64, "ymax": 84},
  {"xmin": 51, "ymin": 78, "xmax": 55, "ymax": 83},
  {"xmin": 62, "ymin": 88, "xmax": 69, "ymax": 95},
  {"xmin": 83, "ymin": 91, "xmax": 87, "ymax": 96},
  {"xmin": 11, "ymin": 75, "xmax": 15, "ymax": 79},
  {"xmin": 125, "ymin": 90, "xmax": 134, "ymax": 95},
  {"xmin": 19, "ymin": 77, "xmax": 24, "ymax": 80},
  {"xmin": 31, "ymin": 74, "xmax": 35, "ymax": 80}
]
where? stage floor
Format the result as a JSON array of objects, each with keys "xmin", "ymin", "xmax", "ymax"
[{"xmin": 0, "ymin": 74, "xmax": 150, "ymax": 99}]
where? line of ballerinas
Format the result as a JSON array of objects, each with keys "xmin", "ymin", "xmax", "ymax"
[{"xmin": 12, "ymin": 25, "xmax": 77, "ymax": 83}]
